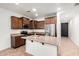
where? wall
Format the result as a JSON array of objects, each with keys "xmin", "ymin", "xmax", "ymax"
[
  {"xmin": 69, "ymin": 15, "xmax": 79, "ymax": 46},
  {"xmin": 0, "ymin": 8, "xmax": 26, "ymax": 50}
]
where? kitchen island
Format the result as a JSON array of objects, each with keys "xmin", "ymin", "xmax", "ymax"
[{"xmin": 22, "ymin": 35, "xmax": 58, "ymax": 56}]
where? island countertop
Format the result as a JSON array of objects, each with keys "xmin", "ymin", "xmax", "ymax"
[{"xmin": 21, "ymin": 35, "xmax": 58, "ymax": 46}]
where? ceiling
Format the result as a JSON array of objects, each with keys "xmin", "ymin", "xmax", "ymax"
[
  {"xmin": 0, "ymin": 3, "xmax": 75, "ymax": 19},
  {"xmin": 0, "ymin": 3, "xmax": 79, "ymax": 22},
  {"xmin": 60, "ymin": 3, "xmax": 79, "ymax": 23}
]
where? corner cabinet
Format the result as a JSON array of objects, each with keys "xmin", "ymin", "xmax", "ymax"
[
  {"xmin": 11, "ymin": 16, "xmax": 23, "ymax": 29},
  {"xmin": 11, "ymin": 35, "xmax": 26, "ymax": 48},
  {"xmin": 11, "ymin": 16, "xmax": 30, "ymax": 29}
]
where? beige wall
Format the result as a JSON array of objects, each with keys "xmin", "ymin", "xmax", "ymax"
[{"xmin": 0, "ymin": 8, "xmax": 26, "ymax": 50}]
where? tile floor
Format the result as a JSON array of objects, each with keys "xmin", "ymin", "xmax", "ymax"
[
  {"xmin": 60, "ymin": 37, "xmax": 79, "ymax": 56},
  {"xmin": 0, "ymin": 37, "xmax": 79, "ymax": 56},
  {"xmin": 0, "ymin": 46, "xmax": 32, "ymax": 56}
]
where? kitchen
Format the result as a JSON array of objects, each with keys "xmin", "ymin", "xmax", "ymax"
[
  {"xmin": 0, "ymin": 3, "xmax": 79, "ymax": 56},
  {"xmin": 11, "ymin": 15, "xmax": 57, "ymax": 56}
]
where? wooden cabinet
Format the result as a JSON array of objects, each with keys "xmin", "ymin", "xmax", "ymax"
[
  {"xmin": 18, "ymin": 18, "xmax": 23, "ymax": 29},
  {"xmin": 50, "ymin": 17, "xmax": 57, "ymax": 24},
  {"xmin": 45, "ymin": 16, "xmax": 57, "ymax": 24},
  {"xmin": 29, "ymin": 20, "xmax": 35, "ymax": 29},
  {"xmin": 11, "ymin": 35, "xmax": 26, "ymax": 48},
  {"xmin": 45, "ymin": 18, "xmax": 51, "ymax": 24},
  {"xmin": 11, "ymin": 16, "xmax": 30, "ymax": 29},
  {"xmin": 29, "ymin": 20, "xmax": 45, "ymax": 29},
  {"xmin": 36, "ymin": 21, "xmax": 45, "ymax": 29},
  {"xmin": 11, "ymin": 16, "xmax": 45, "ymax": 29},
  {"xmin": 20, "ymin": 17, "xmax": 30, "ymax": 29},
  {"xmin": 34, "ymin": 21, "xmax": 38, "ymax": 29},
  {"xmin": 11, "ymin": 16, "xmax": 22, "ymax": 29},
  {"xmin": 11, "ymin": 16, "xmax": 19, "ymax": 29},
  {"xmin": 22, "ymin": 17, "xmax": 30, "ymax": 25}
]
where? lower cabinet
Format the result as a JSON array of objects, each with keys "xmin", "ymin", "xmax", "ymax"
[
  {"xmin": 26, "ymin": 39, "xmax": 57, "ymax": 56},
  {"xmin": 11, "ymin": 35, "xmax": 26, "ymax": 48}
]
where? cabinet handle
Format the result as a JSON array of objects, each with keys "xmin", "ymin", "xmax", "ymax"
[
  {"xmin": 42, "ymin": 42, "xmax": 44, "ymax": 45},
  {"xmin": 31, "ymin": 40, "xmax": 33, "ymax": 42}
]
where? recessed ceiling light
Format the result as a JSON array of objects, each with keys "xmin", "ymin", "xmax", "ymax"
[
  {"xmin": 26, "ymin": 10, "xmax": 31, "ymax": 12},
  {"xmin": 15, "ymin": 3, "xmax": 19, "ymax": 5},
  {"xmin": 57, "ymin": 7, "xmax": 61, "ymax": 11},
  {"xmin": 35, "ymin": 13, "xmax": 38, "ymax": 16},
  {"xmin": 32, "ymin": 8, "xmax": 37, "ymax": 12}
]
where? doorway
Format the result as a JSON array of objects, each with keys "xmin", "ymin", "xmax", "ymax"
[{"xmin": 61, "ymin": 23, "xmax": 68, "ymax": 37}]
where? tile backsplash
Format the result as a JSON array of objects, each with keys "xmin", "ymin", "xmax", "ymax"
[{"xmin": 11, "ymin": 29, "xmax": 45, "ymax": 34}]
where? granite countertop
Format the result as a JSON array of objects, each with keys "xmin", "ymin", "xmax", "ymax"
[
  {"xmin": 22, "ymin": 35, "xmax": 58, "ymax": 46},
  {"xmin": 11, "ymin": 33, "xmax": 24, "ymax": 36}
]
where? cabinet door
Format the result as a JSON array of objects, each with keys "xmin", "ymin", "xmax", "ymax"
[
  {"xmin": 18, "ymin": 18, "xmax": 23, "ymax": 29},
  {"xmin": 50, "ymin": 17, "xmax": 57, "ymax": 24},
  {"xmin": 29, "ymin": 20, "xmax": 34, "ymax": 29},
  {"xmin": 11, "ymin": 16, "xmax": 23, "ymax": 29},
  {"xmin": 15, "ymin": 36, "xmax": 25, "ymax": 48},
  {"xmin": 34, "ymin": 21, "xmax": 38, "ymax": 29},
  {"xmin": 37, "ymin": 21, "xmax": 45, "ymax": 29},
  {"xmin": 19, "ymin": 36, "xmax": 25, "ymax": 45},
  {"xmin": 23, "ymin": 18, "xmax": 29, "ymax": 25},
  {"xmin": 45, "ymin": 18, "xmax": 51, "ymax": 24},
  {"xmin": 15, "ymin": 36, "xmax": 21, "ymax": 47},
  {"xmin": 22, "ymin": 17, "xmax": 30, "ymax": 29},
  {"xmin": 45, "ymin": 17, "xmax": 57, "ymax": 24},
  {"xmin": 11, "ymin": 16, "xmax": 19, "ymax": 29}
]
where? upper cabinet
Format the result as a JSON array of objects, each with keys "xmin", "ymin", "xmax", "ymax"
[
  {"xmin": 18, "ymin": 18, "xmax": 23, "ymax": 29},
  {"xmin": 11, "ymin": 16, "xmax": 45, "ymax": 29},
  {"xmin": 29, "ymin": 20, "xmax": 45, "ymax": 29},
  {"xmin": 45, "ymin": 16, "xmax": 57, "ymax": 24},
  {"xmin": 11, "ymin": 16, "xmax": 23, "ymax": 29},
  {"xmin": 29, "ymin": 20, "xmax": 35, "ymax": 29},
  {"xmin": 34, "ymin": 20, "xmax": 38, "ymax": 29},
  {"xmin": 20, "ymin": 17, "xmax": 30, "ymax": 29},
  {"xmin": 11, "ymin": 16, "xmax": 30, "ymax": 29},
  {"xmin": 36, "ymin": 21, "xmax": 45, "ymax": 29}
]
